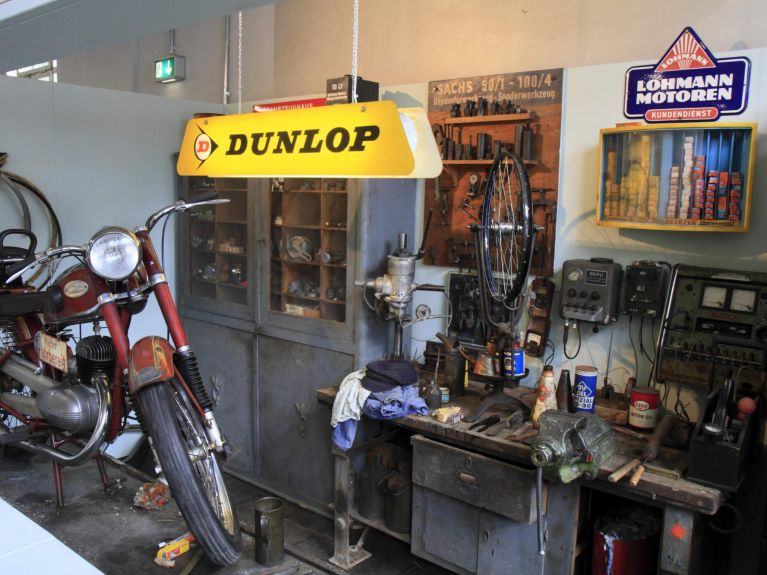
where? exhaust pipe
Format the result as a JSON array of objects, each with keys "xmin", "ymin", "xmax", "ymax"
[
  {"xmin": 0, "ymin": 347, "xmax": 58, "ymax": 394},
  {"xmin": 16, "ymin": 377, "xmax": 111, "ymax": 466}
]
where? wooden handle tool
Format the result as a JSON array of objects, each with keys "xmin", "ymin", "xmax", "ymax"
[
  {"xmin": 607, "ymin": 458, "xmax": 641, "ymax": 483},
  {"xmin": 629, "ymin": 464, "xmax": 646, "ymax": 486}
]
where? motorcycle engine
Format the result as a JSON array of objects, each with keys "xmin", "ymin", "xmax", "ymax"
[{"xmin": 76, "ymin": 335, "xmax": 116, "ymax": 385}]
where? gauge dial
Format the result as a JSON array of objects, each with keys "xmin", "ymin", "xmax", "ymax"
[
  {"xmin": 701, "ymin": 285, "xmax": 727, "ymax": 309},
  {"xmin": 730, "ymin": 289, "xmax": 756, "ymax": 313},
  {"xmin": 567, "ymin": 268, "xmax": 583, "ymax": 283}
]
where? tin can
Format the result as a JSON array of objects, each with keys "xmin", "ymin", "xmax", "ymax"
[
  {"xmin": 513, "ymin": 342, "xmax": 525, "ymax": 377},
  {"xmin": 629, "ymin": 387, "xmax": 659, "ymax": 430},
  {"xmin": 440, "ymin": 387, "xmax": 450, "ymax": 404},
  {"xmin": 573, "ymin": 365, "xmax": 598, "ymax": 413}
]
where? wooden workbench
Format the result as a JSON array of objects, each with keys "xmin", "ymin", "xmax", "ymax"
[{"xmin": 317, "ymin": 383, "xmax": 723, "ymax": 574}]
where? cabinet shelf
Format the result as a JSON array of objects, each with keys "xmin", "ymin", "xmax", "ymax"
[
  {"xmin": 192, "ymin": 277, "xmax": 246, "ymax": 290},
  {"xmin": 284, "ymin": 292, "xmax": 321, "ymax": 302},
  {"xmin": 284, "ymin": 224, "xmax": 322, "ymax": 230},
  {"xmin": 444, "ymin": 112, "xmax": 532, "ymax": 126},
  {"xmin": 182, "ymin": 175, "xmax": 251, "ymax": 311},
  {"xmin": 271, "ymin": 177, "xmax": 349, "ymax": 323}
]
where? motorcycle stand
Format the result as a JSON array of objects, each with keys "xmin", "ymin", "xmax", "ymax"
[{"xmin": 50, "ymin": 434, "xmax": 115, "ymax": 507}]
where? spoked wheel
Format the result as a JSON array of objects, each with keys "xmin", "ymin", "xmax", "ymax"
[
  {"xmin": 478, "ymin": 152, "xmax": 534, "ymax": 309},
  {"xmin": 138, "ymin": 379, "xmax": 242, "ymax": 566}
]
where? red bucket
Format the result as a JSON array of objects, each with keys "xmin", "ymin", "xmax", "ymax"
[{"xmin": 592, "ymin": 507, "xmax": 660, "ymax": 575}]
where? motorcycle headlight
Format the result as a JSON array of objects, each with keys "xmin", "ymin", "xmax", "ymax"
[{"xmin": 86, "ymin": 227, "xmax": 142, "ymax": 281}]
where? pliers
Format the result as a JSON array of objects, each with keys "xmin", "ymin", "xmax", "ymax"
[{"xmin": 468, "ymin": 414, "xmax": 500, "ymax": 432}]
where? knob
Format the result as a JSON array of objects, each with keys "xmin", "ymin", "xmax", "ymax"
[
  {"xmin": 590, "ymin": 291, "xmax": 601, "ymax": 301},
  {"xmin": 567, "ymin": 288, "xmax": 577, "ymax": 297},
  {"xmin": 589, "ymin": 305, "xmax": 597, "ymax": 311}
]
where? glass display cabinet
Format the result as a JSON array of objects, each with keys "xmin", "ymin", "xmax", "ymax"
[
  {"xmin": 269, "ymin": 177, "xmax": 350, "ymax": 323},
  {"xmin": 596, "ymin": 123, "xmax": 756, "ymax": 232}
]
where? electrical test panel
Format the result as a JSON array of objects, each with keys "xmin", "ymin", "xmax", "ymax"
[
  {"xmin": 655, "ymin": 264, "xmax": 767, "ymax": 387},
  {"xmin": 622, "ymin": 261, "xmax": 668, "ymax": 318},
  {"xmin": 560, "ymin": 258, "xmax": 622, "ymax": 324}
]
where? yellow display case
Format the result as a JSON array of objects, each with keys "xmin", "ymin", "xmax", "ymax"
[{"xmin": 596, "ymin": 123, "xmax": 756, "ymax": 232}]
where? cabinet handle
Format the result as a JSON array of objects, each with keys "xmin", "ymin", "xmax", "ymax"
[{"xmin": 459, "ymin": 471, "xmax": 478, "ymax": 487}]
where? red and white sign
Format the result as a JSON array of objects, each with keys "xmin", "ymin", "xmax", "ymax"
[{"xmin": 253, "ymin": 98, "xmax": 327, "ymax": 113}]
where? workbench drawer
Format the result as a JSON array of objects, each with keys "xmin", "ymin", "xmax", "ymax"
[{"xmin": 410, "ymin": 434, "xmax": 541, "ymax": 524}]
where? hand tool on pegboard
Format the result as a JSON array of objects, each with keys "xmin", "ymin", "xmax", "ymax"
[
  {"xmin": 458, "ymin": 197, "xmax": 478, "ymax": 221},
  {"xmin": 530, "ymin": 187, "xmax": 557, "ymax": 275}
]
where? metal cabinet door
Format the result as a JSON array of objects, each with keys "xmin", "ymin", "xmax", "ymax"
[
  {"xmin": 477, "ymin": 481, "xmax": 580, "ymax": 575},
  {"xmin": 258, "ymin": 335, "xmax": 354, "ymax": 511},
  {"xmin": 411, "ymin": 486, "xmax": 479, "ymax": 575},
  {"xmin": 182, "ymin": 316, "xmax": 256, "ymax": 475}
]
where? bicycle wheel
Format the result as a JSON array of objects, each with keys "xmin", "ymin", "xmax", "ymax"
[
  {"xmin": 138, "ymin": 378, "xmax": 242, "ymax": 566},
  {"xmin": 479, "ymin": 152, "xmax": 534, "ymax": 307}
]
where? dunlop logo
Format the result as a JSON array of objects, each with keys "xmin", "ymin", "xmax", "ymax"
[{"xmin": 223, "ymin": 126, "xmax": 380, "ymax": 157}]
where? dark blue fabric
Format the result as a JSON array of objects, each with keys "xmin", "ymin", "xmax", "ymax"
[
  {"xmin": 331, "ymin": 385, "xmax": 429, "ymax": 450},
  {"xmin": 362, "ymin": 359, "xmax": 419, "ymax": 392}
]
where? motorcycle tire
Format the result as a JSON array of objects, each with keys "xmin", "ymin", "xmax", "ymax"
[{"xmin": 137, "ymin": 378, "xmax": 242, "ymax": 566}]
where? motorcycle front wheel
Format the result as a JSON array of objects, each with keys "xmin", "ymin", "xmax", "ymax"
[{"xmin": 138, "ymin": 378, "xmax": 242, "ymax": 566}]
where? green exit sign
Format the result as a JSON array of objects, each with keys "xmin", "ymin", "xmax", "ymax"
[{"xmin": 154, "ymin": 55, "xmax": 185, "ymax": 83}]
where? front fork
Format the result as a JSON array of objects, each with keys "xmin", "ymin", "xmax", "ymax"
[{"xmin": 101, "ymin": 229, "xmax": 226, "ymax": 452}]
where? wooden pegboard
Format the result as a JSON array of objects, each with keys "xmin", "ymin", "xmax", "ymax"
[{"xmin": 424, "ymin": 69, "xmax": 563, "ymax": 277}]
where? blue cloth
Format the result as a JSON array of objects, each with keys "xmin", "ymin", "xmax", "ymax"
[
  {"xmin": 332, "ymin": 419, "xmax": 359, "ymax": 451},
  {"xmin": 362, "ymin": 384, "xmax": 429, "ymax": 420},
  {"xmin": 331, "ymin": 385, "xmax": 429, "ymax": 451}
]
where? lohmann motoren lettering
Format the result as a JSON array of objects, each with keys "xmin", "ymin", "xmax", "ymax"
[{"xmin": 625, "ymin": 27, "xmax": 750, "ymax": 122}]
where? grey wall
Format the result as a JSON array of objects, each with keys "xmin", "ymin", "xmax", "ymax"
[
  {"xmin": 0, "ymin": 76, "xmax": 221, "ymax": 338},
  {"xmin": 57, "ymin": 0, "xmax": 767, "ymax": 104}
]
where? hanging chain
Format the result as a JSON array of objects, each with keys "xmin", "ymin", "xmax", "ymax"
[
  {"xmin": 351, "ymin": 0, "xmax": 359, "ymax": 103},
  {"xmin": 238, "ymin": 11, "xmax": 243, "ymax": 114}
]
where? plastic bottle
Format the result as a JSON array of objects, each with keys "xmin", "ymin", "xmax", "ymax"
[{"xmin": 532, "ymin": 365, "xmax": 557, "ymax": 427}]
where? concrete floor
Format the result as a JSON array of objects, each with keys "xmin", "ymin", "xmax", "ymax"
[{"xmin": 0, "ymin": 448, "xmax": 449, "ymax": 575}]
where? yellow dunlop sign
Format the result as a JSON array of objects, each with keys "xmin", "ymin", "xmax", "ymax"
[{"xmin": 177, "ymin": 100, "xmax": 419, "ymax": 177}]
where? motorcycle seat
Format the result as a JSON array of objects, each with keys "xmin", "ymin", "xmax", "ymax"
[
  {"xmin": 0, "ymin": 290, "xmax": 47, "ymax": 317},
  {"xmin": 0, "ymin": 229, "xmax": 37, "ymax": 287}
]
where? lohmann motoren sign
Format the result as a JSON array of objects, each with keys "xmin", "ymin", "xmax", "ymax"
[{"xmin": 625, "ymin": 27, "xmax": 750, "ymax": 122}]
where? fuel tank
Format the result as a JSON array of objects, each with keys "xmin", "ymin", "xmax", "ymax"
[
  {"xmin": 43, "ymin": 264, "xmax": 149, "ymax": 327},
  {"xmin": 44, "ymin": 265, "xmax": 102, "ymax": 326}
]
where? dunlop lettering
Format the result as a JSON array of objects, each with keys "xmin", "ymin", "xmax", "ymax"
[{"xmin": 224, "ymin": 126, "xmax": 380, "ymax": 157}]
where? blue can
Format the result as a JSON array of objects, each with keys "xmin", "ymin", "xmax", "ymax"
[
  {"xmin": 513, "ymin": 345, "xmax": 525, "ymax": 377},
  {"xmin": 573, "ymin": 365, "xmax": 598, "ymax": 413}
]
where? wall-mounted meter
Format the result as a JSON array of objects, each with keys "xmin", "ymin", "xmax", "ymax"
[{"xmin": 560, "ymin": 258, "xmax": 622, "ymax": 324}]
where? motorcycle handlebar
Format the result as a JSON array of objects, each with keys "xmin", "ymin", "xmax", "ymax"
[
  {"xmin": 7, "ymin": 198, "xmax": 231, "ymax": 282},
  {"xmin": 144, "ymin": 196, "xmax": 229, "ymax": 231},
  {"xmin": 5, "ymin": 245, "xmax": 84, "ymax": 284}
]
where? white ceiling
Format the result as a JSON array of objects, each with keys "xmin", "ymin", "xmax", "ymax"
[{"xmin": 0, "ymin": 0, "xmax": 275, "ymax": 73}]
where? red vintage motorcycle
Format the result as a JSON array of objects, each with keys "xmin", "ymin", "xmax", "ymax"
[{"xmin": 0, "ymin": 196, "xmax": 241, "ymax": 566}]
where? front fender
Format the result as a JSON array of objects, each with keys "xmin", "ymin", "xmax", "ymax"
[{"xmin": 128, "ymin": 336, "xmax": 175, "ymax": 394}]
